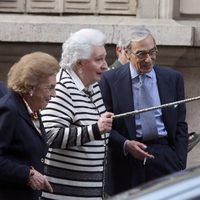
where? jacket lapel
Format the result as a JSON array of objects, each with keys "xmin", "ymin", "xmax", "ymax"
[
  {"xmin": 12, "ymin": 92, "xmax": 46, "ymax": 141},
  {"xmin": 154, "ymin": 66, "xmax": 176, "ymax": 133},
  {"xmin": 38, "ymin": 112, "xmax": 47, "ymax": 141},
  {"xmin": 113, "ymin": 64, "xmax": 136, "ymax": 139},
  {"xmin": 155, "ymin": 68, "xmax": 171, "ymax": 105}
]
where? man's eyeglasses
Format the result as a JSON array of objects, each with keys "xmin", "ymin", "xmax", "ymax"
[{"xmin": 130, "ymin": 47, "xmax": 158, "ymax": 60}]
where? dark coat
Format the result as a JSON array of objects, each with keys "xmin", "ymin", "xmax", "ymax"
[
  {"xmin": 0, "ymin": 91, "xmax": 48, "ymax": 200},
  {"xmin": 0, "ymin": 81, "xmax": 8, "ymax": 97}
]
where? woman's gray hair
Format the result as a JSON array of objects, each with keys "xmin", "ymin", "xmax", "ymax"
[
  {"xmin": 124, "ymin": 26, "xmax": 156, "ymax": 50},
  {"xmin": 7, "ymin": 52, "xmax": 59, "ymax": 94},
  {"xmin": 60, "ymin": 28, "xmax": 106, "ymax": 70}
]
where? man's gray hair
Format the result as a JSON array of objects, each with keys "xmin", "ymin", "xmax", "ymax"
[
  {"xmin": 60, "ymin": 28, "xmax": 106, "ymax": 70},
  {"xmin": 123, "ymin": 26, "xmax": 156, "ymax": 50}
]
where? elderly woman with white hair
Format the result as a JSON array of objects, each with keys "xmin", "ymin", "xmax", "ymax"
[{"xmin": 41, "ymin": 28, "xmax": 113, "ymax": 200}]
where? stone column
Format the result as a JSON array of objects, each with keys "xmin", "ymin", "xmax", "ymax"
[
  {"xmin": 137, "ymin": 0, "xmax": 174, "ymax": 19},
  {"xmin": 159, "ymin": 0, "xmax": 174, "ymax": 19}
]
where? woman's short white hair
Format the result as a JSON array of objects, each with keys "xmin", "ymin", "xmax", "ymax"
[{"xmin": 60, "ymin": 28, "xmax": 106, "ymax": 70}]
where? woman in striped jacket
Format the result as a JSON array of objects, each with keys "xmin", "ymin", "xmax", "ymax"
[{"xmin": 41, "ymin": 28, "xmax": 113, "ymax": 200}]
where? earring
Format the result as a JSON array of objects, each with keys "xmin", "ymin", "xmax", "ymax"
[{"xmin": 29, "ymin": 91, "xmax": 33, "ymax": 97}]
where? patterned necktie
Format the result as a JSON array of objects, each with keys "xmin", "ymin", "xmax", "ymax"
[{"xmin": 138, "ymin": 74, "xmax": 158, "ymax": 141}]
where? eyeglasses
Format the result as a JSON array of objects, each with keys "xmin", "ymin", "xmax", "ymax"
[
  {"xmin": 38, "ymin": 85, "xmax": 56, "ymax": 93},
  {"xmin": 44, "ymin": 85, "xmax": 56, "ymax": 92},
  {"xmin": 130, "ymin": 47, "xmax": 158, "ymax": 60}
]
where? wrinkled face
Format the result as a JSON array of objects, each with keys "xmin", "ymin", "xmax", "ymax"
[
  {"xmin": 31, "ymin": 74, "xmax": 57, "ymax": 111},
  {"xmin": 79, "ymin": 45, "xmax": 108, "ymax": 87},
  {"xmin": 127, "ymin": 35, "xmax": 157, "ymax": 74}
]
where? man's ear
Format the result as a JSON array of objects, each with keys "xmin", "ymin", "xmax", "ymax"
[
  {"xmin": 125, "ymin": 49, "xmax": 131, "ymax": 60},
  {"xmin": 124, "ymin": 48, "xmax": 128, "ymax": 54}
]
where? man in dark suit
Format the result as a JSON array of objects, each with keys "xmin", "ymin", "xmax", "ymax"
[
  {"xmin": 0, "ymin": 81, "xmax": 7, "ymax": 97},
  {"xmin": 99, "ymin": 27, "xmax": 188, "ymax": 195}
]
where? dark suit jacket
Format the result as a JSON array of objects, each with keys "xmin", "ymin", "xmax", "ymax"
[
  {"xmin": 0, "ymin": 91, "xmax": 48, "ymax": 200},
  {"xmin": 0, "ymin": 81, "xmax": 7, "ymax": 97},
  {"xmin": 99, "ymin": 63, "xmax": 188, "ymax": 193}
]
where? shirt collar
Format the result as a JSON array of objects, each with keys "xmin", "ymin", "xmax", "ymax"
[
  {"xmin": 129, "ymin": 62, "xmax": 156, "ymax": 80},
  {"xmin": 68, "ymin": 69, "xmax": 94, "ymax": 93},
  {"xmin": 23, "ymin": 98, "xmax": 33, "ymax": 115},
  {"xmin": 22, "ymin": 98, "xmax": 39, "ymax": 120}
]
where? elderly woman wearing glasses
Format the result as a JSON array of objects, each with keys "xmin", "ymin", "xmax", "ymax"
[
  {"xmin": 99, "ymin": 26, "xmax": 188, "ymax": 195},
  {"xmin": 41, "ymin": 28, "xmax": 113, "ymax": 200},
  {"xmin": 0, "ymin": 52, "xmax": 60, "ymax": 200}
]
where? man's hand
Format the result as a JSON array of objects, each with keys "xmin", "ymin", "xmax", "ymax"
[{"xmin": 125, "ymin": 140, "xmax": 154, "ymax": 160}]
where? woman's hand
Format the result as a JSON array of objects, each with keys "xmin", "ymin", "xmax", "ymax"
[
  {"xmin": 97, "ymin": 112, "xmax": 114, "ymax": 134},
  {"xmin": 27, "ymin": 168, "xmax": 53, "ymax": 192}
]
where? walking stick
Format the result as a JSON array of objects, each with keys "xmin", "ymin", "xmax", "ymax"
[{"xmin": 113, "ymin": 96, "xmax": 200, "ymax": 119}]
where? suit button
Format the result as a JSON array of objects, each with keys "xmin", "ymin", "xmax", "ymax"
[{"xmin": 41, "ymin": 158, "xmax": 44, "ymax": 163}]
